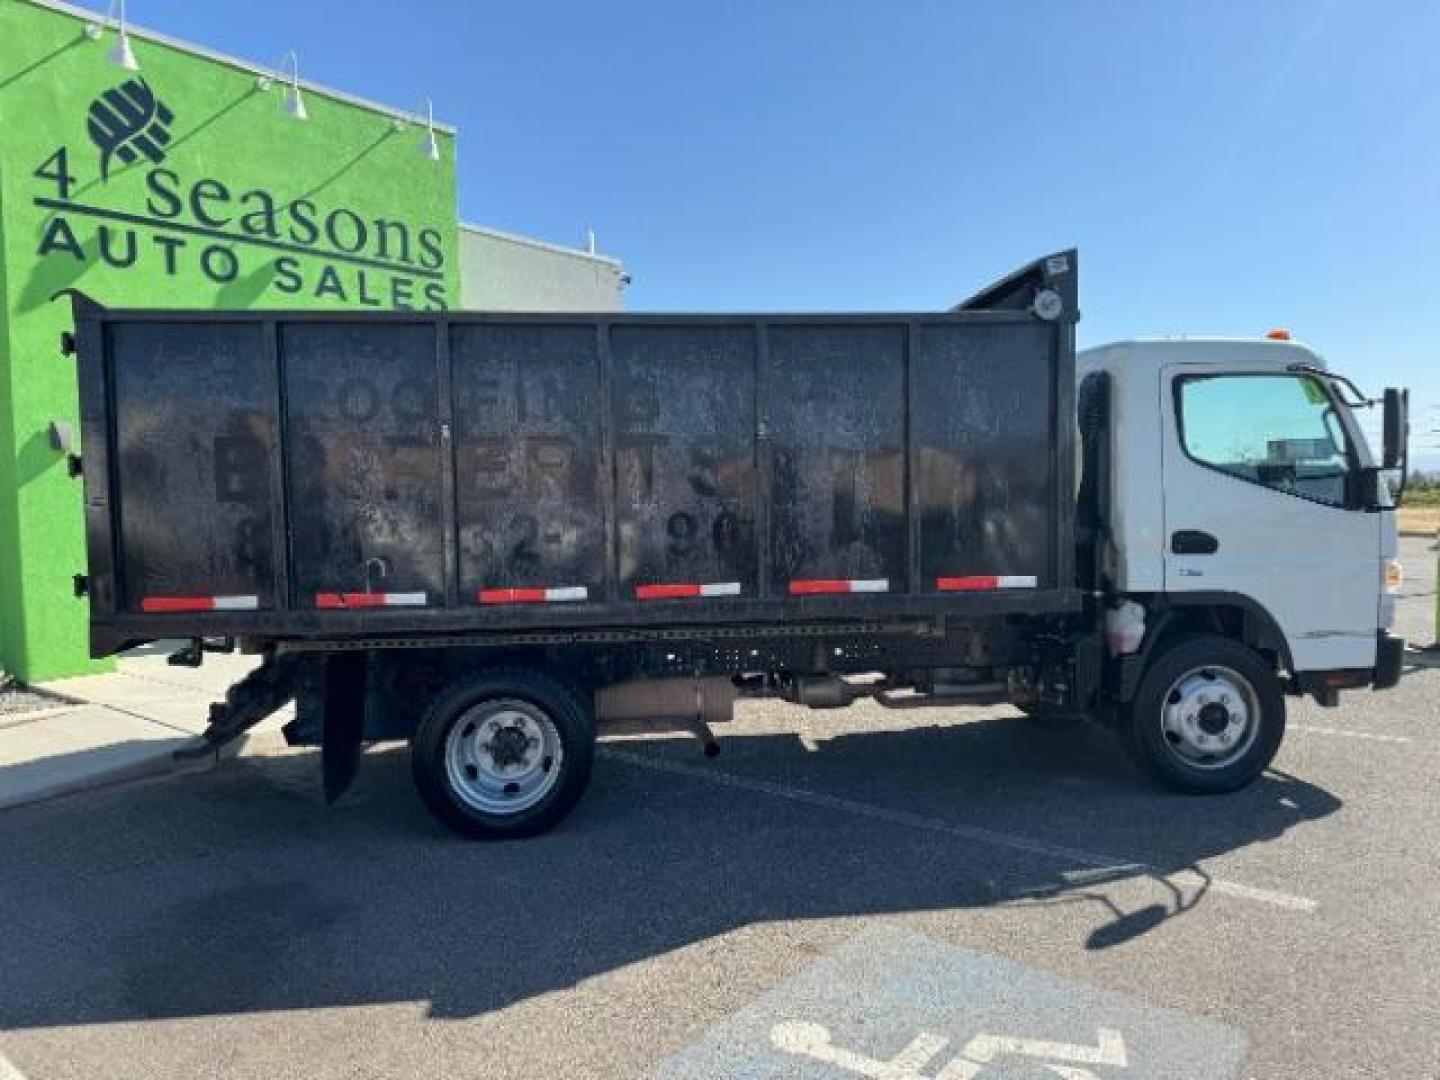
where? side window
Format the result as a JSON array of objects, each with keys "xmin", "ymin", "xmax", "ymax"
[{"xmin": 1177, "ymin": 374, "xmax": 1352, "ymax": 506}]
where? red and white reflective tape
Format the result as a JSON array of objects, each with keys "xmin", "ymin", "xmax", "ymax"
[
  {"xmin": 936, "ymin": 575, "xmax": 1038, "ymax": 591},
  {"xmin": 141, "ymin": 594, "xmax": 259, "ymax": 613},
  {"xmin": 479, "ymin": 586, "xmax": 589, "ymax": 604},
  {"xmin": 789, "ymin": 578, "xmax": 890, "ymax": 596},
  {"xmin": 315, "ymin": 591, "xmax": 428, "ymax": 609},
  {"xmin": 635, "ymin": 581, "xmax": 742, "ymax": 601}
]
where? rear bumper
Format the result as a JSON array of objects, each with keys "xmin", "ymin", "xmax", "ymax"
[{"xmin": 1373, "ymin": 631, "xmax": 1405, "ymax": 690}]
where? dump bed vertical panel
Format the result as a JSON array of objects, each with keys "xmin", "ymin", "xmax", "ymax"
[
  {"xmin": 766, "ymin": 324, "xmax": 906, "ymax": 594},
  {"xmin": 912, "ymin": 322, "xmax": 1056, "ymax": 587},
  {"xmin": 110, "ymin": 322, "xmax": 276, "ymax": 612},
  {"xmin": 611, "ymin": 325, "xmax": 759, "ymax": 599},
  {"xmin": 451, "ymin": 324, "xmax": 605, "ymax": 602},
  {"xmin": 282, "ymin": 323, "xmax": 444, "ymax": 608}
]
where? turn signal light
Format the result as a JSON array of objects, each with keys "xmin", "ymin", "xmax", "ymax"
[
  {"xmin": 1384, "ymin": 558, "xmax": 1404, "ymax": 594},
  {"xmin": 1266, "ymin": 329, "xmax": 1292, "ymax": 341}
]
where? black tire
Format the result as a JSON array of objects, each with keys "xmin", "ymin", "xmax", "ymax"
[
  {"xmin": 1121, "ymin": 634, "xmax": 1285, "ymax": 794},
  {"xmin": 411, "ymin": 667, "xmax": 596, "ymax": 839}
]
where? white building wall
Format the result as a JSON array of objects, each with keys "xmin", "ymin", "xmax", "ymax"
[{"xmin": 459, "ymin": 224, "xmax": 627, "ymax": 311}]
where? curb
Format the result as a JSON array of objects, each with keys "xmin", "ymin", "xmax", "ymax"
[
  {"xmin": 0, "ymin": 738, "xmax": 221, "ymax": 813},
  {"xmin": 0, "ymin": 727, "xmax": 290, "ymax": 814}
]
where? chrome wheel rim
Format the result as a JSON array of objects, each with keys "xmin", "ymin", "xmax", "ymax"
[
  {"xmin": 443, "ymin": 699, "xmax": 564, "ymax": 815},
  {"xmin": 1158, "ymin": 664, "xmax": 1261, "ymax": 770}
]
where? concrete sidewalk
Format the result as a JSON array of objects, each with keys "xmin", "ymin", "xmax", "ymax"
[{"xmin": 0, "ymin": 646, "xmax": 281, "ymax": 811}]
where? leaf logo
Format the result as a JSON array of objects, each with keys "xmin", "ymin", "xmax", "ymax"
[{"xmin": 87, "ymin": 77, "xmax": 175, "ymax": 180}]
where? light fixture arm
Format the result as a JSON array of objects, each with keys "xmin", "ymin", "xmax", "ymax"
[
  {"xmin": 101, "ymin": 0, "xmax": 126, "ymax": 33},
  {"xmin": 420, "ymin": 97, "xmax": 441, "ymax": 161},
  {"xmin": 274, "ymin": 50, "xmax": 308, "ymax": 121},
  {"xmin": 280, "ymin": 49, "xmax": 301, "ymax": 92},
  {"xmin": 94, "ymin": 0, "xmax": 139, "ymax": 70}
]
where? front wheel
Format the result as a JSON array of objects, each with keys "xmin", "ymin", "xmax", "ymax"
[
  {"xmin": 1121, "ymin": 634, "xmax": 1285, "ymax": 794},
  {"xmin": 411, "ymin": 668, "xmax": 596, "ymax": 839}
]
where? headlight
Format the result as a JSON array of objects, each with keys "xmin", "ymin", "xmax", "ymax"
[{"xmin": 1384, "ymin": 558, "xmax": 1404, "ymax": 594}]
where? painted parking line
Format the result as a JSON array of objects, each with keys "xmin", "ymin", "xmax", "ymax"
[
  {"xmin": 602, "ymin": 749, "xmax": 1316, "ymax": 912},
  {"xmin": 0, "ymin": 1052, "xmax": 28, "ymax": 1080},
  {"xmin": 1288, "ymin": 724, "xmax": 1411, "ymax": 745},
  {"xmin": 659, "ymin": 926, "xmax": 1247, "ymax": 1078}
]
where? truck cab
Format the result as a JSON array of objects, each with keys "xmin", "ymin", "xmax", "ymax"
[{"xmin": 1079, "ymin": 335, "xmax": 1405, "ymax": 770}]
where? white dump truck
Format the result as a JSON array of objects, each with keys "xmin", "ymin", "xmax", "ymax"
[{"xmin": 64, "ymin": 250, "xmax": 1408, "ymax": 837}]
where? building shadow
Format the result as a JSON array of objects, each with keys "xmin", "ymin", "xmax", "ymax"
[
  {"xmin": 15, "ymin": 220, "xmax": 96, "ymax": 314},
  {"xmin": 213, "ymin": 259, "xmax": 278, "ymax": 309},
  {"xmin": 0, "ymin": 33, "xmax": 85, "ymax": 93},
  {"xmin": 292, "ymin": 127, "xmax": 397, "ymax": 204},
  {"xmin": 0, "ymin": 712, "xmax": 1341, "ymax": 1030},
  {"xmin": 13, "ymin": 427, "xmax": 65, "ymax": 486}
]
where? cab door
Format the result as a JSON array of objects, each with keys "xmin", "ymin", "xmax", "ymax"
[{"xmin": 1161, "ymin": 366, "xmax": 1380, "ymax": 672}]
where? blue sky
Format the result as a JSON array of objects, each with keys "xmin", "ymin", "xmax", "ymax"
[{"xmin": 71, "ymin": 0, "xmax": 1440, "ymax": 460}]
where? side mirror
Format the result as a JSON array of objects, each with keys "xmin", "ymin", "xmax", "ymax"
[
  {"xmin": 1382, "ymin": 388, "xmax": 1408, "ymax": 470},
  {"xmin": 1352, "ymin": 467, "xmax": 1381, "ymax": 512}
]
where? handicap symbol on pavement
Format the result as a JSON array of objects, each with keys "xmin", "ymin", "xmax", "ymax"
[
  {"xmin": 658, "ymin": 926, "xmax": 1245, "ymax": 1078},
  {"xmin": 772, "ymin": 1018, "xmax": 1127, "ymax": 1079}
]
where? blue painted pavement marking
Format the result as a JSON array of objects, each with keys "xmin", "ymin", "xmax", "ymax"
[{"xmin": 658, "ymin": 926, "xmax": 1245, "ymax": 1079}]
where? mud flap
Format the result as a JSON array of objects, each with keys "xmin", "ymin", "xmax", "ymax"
[{"xmin": 321, "ymin": 652, "xmax": 368, "ymax": 804}]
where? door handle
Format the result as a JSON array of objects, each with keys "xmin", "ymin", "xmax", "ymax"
[{"xmin": 1171, "ymin": 530, "xmax": 1219, "ymax": 555}]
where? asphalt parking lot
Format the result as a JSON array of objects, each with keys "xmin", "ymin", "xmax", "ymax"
[{"xmin": 1, "ymin": 539, "xmax": 1436, "ymax": 1079}]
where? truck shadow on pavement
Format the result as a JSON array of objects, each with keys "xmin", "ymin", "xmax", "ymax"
[{"xmin": 0, "ymin": 711, "xmax": 1340, "ymax": 1029}]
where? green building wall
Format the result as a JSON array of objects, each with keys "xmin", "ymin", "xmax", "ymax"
[
  {"xmin": 0, "ymin": 0, "xmax": 459, "ymax": 680},
  {"xmin": 0, "ymin": 159, "xmax": 14, "ymax": 668}
]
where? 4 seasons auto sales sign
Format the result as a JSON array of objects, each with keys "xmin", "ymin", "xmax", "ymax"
[
  {"xmin": 31, "ymin": 74, "xmax": 454, "ymax": 311},
  {"xmin": 0, "ymin": 0, "xmax": 459, "ymax": 680}
]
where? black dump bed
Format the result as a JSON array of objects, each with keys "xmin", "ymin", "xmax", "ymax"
[{"xmin": 70, "ymin": 251, "xmax": 1080, "ymax": 658}]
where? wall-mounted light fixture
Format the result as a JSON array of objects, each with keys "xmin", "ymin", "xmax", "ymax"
[
  {"xmin": 85, "ymin": 0, "xmax": 139, "ymax": 71},
  {"xmin": 48, "ymin": 420, "xmax": 83, "ymax": 477},
  {"xmin": 421, "ymin": 98, "xmax": 440, "ymax": 161},
  {"xmin": 279, "ymin": 50, "xmax": 307, "ymax": 121}
]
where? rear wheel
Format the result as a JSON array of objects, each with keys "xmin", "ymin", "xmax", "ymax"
[
  {"xmin": 411, "ymin": 668, "xmax": 595, "ymax": 839},
  {"xmin": 1122, "ymin": 634, "xmax": 1284, "ymax": 794}
]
